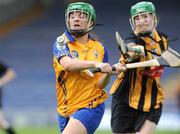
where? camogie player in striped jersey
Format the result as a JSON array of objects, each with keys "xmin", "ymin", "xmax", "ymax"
[{"xmin": 111, "ymin": 1, "xmax": 169, "ymax": 134}]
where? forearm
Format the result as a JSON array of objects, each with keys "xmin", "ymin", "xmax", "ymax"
[
  {"xmin": 97, "ymin": 74, "xmax": 111, "ymax": 89},
  {"xmin": 60, "ymin": 56, "xmax": 97, "ymax": 72}
]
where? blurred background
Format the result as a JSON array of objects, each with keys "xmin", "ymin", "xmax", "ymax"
[{"xmin": 0, "ymin": 0, "xmax": 180, "ymax": 133}]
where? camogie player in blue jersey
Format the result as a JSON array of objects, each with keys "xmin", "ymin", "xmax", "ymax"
[{"xmin": 52, "ymin": 2, "xmax": 124, "ymax": 134}]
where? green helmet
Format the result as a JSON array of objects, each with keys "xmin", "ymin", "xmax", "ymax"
[
  {"xmin": 66, "ymin": 2, "xmax": 96, "ymax": 22},
  {"xmin": 130, "ymin": 1, "xmax": 156, "ymax": 17},
  {"xmin": 65, "ymin": 2, "xmax": 96, "ymax": 37},
  {"xmin": 129, "ymin": 1, "xmax": 157, "ymax": 36}
]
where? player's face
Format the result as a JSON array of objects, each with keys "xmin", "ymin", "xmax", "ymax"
[
  {"xmin": 68, "ymin": 11, "xmax": 89, "ymax": 30},
  {"xmin": 134, "ymin": 13, "xmax": 155, "ymax": 33}
]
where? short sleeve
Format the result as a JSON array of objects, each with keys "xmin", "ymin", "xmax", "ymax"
[{"xmin": 53, "ymin": 38, "xmax": 71, "ymax": 60}]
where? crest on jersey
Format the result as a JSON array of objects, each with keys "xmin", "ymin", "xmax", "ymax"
[{"xmin": 71, "ymin": 50, "xmax": 79, "ymax": 59}]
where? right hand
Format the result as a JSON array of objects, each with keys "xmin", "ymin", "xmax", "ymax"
[
  {"xmin": 95, "ymin": 62, "xmax": 112, "ymax": 73},
  {"xmin": 127, "ymin": 43, "xmax": 145, "ymax": 59},
  {"xmin": 111, "ymin": 63, "xmax": 127, "ymax": 75}
]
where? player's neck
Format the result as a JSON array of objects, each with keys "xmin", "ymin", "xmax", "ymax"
[{"xmin": 75, "ymin": 34, "xmax": 89, "ymax": 45}]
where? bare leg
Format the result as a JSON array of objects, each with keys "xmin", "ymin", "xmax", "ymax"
[
  {"xmin": 136, "ymin": 120, "xmax": 156, "ymax": 134},
  {"xmin": 0, "ymin": 110, "xmax": 16, "ymax": 134},
  {"xmin": 62, "ymin": 117, "xmax": 87, "ymax": 134}
]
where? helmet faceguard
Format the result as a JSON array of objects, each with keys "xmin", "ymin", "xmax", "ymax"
[
  {"xmin": 129, "ymin": 1, "xmax": 157, "ymax": 36},
  {"xmin": 65, "ymin": 2, "xmax": 96, "ymax": 37}
]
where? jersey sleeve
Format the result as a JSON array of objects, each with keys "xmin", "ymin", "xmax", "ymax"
[{"xmin": 53, "ymin": 39, "xmax": 71, "ymax": 61}]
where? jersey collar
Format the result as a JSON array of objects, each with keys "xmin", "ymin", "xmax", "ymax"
[
  {"xmin": 63, "ymin": 31, "xmax": 95, "ymax": 43},
  {"xmin": 141, "ymin": 30, "xmax": 161, "ymax": 44},
  {"xmin": 63, "ymin": 31, "xmax": 75, "ymax": 43}
]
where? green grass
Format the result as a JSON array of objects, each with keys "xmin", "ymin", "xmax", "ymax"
[{"xmin": 0, "ymin": 127, "xmax": 179, "ymax": 134}]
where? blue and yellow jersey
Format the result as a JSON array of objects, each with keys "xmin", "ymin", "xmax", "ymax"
[
  {"xmin": 53, "ymin": 31, "xmax": 108, "ymax": 117},
  {"xmin": 110, "ymin": 31, "xmax": 168, "ymax": 112}
]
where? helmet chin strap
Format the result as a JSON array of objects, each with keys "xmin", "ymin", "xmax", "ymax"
[
  {"xmin": 137, "ymin": 31, "xmax": 152, "ymax": 37},
  {"xmin": 69, "ymin": 23, "xmax": 94, "ymax": 38},
  {"xmin": 69, "ymin": 29, "xmax": 88, "ymax": 38}
]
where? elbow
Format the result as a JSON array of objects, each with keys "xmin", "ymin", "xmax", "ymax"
[
  {"xmin": 97, "ymin": 76, "xmax": 110, "ymax": 89},
  {"xmin": 98, "ymin": 85, "xmax": 106, "ymax": 89},
  {"xmin": 63, "ymin": 64, "xmax": 73, "ymax": 71},
  {"xmin": 61, "ymin": 61, "xmax": 77, "ymax": 72},
  {"xmin": 98, "ymin": 82, "xmax": 109, "ymax": 89},
  {"xmin": 60, "ymin": 57, "xmax": 81, "ymax": 72},
  {"xmin": 59, "ymin": 56, "xmax": 74, "ymax": 71}
]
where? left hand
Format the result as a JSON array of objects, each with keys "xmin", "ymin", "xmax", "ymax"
[{"xmin": 109, "ymin": 63, "xmax": 127, "ymax": 75}]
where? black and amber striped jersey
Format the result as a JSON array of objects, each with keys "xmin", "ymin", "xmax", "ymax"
[{"xmin": 110, "ymin": 31, "xmax": 168, "ymax": 112}]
